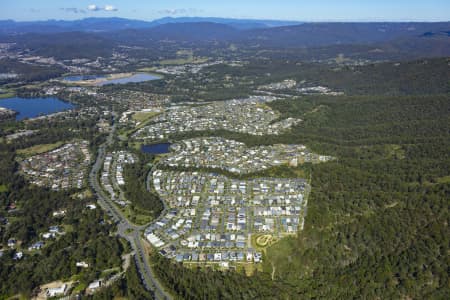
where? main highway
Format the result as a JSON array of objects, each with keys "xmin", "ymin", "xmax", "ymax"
[{"xmin": 89, "ymin": 114, "xmax": 172, "ymax": 300}]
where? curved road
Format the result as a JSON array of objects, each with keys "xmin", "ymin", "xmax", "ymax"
[{"xmin": 89, "ymin": 115, "xmax": 172, "ymax": 300}]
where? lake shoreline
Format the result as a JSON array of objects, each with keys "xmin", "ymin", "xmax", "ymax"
[
  {"xmin": 61, "ymin": 72, "xmax": 162, "ymax": 86},
  {"xmin": 0, "ymin": 97, "xmax": 75, "ymax": 121}
]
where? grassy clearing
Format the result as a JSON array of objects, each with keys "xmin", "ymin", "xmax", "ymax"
[
  {"xmin": 72, "ymin": 282, "xmax": 87, "ymax": 294},
  {"xmin": 237, "ymin": 262, "xmax": 262, "ymax": 276},
  {"xmin": 128, "ymin": 141, "xmax": 143, "ymax": 152},
  {"xmin": 183, "ymin": 261, "xmax": 262, "ymax": 275},
  {"xmin": 242, "ymin": 165, "xmax": 310, "ymax": 180},
  {"xmin": 131, "ymin": 111, "xmax": 160, "ymax": 123},
  {"xmin": 63, "ymin": 224, "xmax": 74, "ymax": 233},
  {"xmin": 256, "ymin": 234, "xmax": 273, "ymax": 247},
  {"xmin": 119, "ymin": 111, "xmax": 162, "ymax": 140},
  {"xmin": 133, "ymin": 213, "xmax": 153, "ymax": 225},
  {"xmin": 137, "ymin": 67, "xmax": 157, "ymax": 72},
  {"xmin": 385, "ymin": 144, "xmax": 406, "ymax": 160},
  {"xmin": 71, "ymin": 189, "xmax": 92, "ymax": 200},
  {"xmin": 0, "ymin": 91, "xmax": 15, "ymax": 99},
  {"xmin": 101, "ymin": 268, "xmax": 120, "ymax": 277},
  {"xmin": 384, "ymin": 201, "xmax": 399, "ymax": 209},
  {"xmin": 436, "ymin": 175, "xmax": 450, "ymax": 184},
  {"xmin": 263, "ymin": 235, "xmax": 307, "ymax": 277},
  {"xmin": 0, "ymin": 184, "xmax": 8, "ymax": 192},
  {"xmin": 16, "ymin": 141, "xmax": 65, "ymax": 157},
  {"xmin": 122, "ymin": 206, "xmax": 153, "ymax": 226},
  {"xmin": 158, "ymin": 56, "xmax": 208, "ymax": 66},
  {"xmin": 176, "ymin": 50, "xmax": 193, "ymax": 56},
  {"xmin": 252, "ymin": 234, "xmax": 279, "ymax": 252}
]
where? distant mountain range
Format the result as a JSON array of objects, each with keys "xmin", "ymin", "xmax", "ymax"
[
  {"xmin": 0, "ymin": 17, "xmax": 302, "ymax": 34},
  {"xmin": 242, "ymin": 22, "xmax": 450, "ymax": 47},
  {"xmin": 99, "ymin": 21, "xmax": 450, "ymax": 47},
  {"xmin": 1, "ymin": 17, "xmax": 448, "ymax": 46},
  {"xmin": 0, "ymin": 17, "xmax": 448, "ymax": 61},
  {"xmin": 148, "ymin": 17, "xmax": 302, "ymax": 30},
  {"xmin": 0, "ymin": 18, "xmax": 150, "ymax": 34}
]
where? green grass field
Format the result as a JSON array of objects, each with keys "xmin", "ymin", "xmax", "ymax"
[
  {"xmin": 137, "ymin": 67, "xmax": 157, "ymax": 72},
  {"xmin": 0, "ymin": 91, "xmax": 15, "ymax": 99},
  {"xmin": 131, "ymin": 111, "xmax": 160, "ymax": 123},
  {"xmin": 252, "ymin": 234, "xmax": 280, "ymax": 252},
  {"xmin": 72, "ymin": 282, "xmax": 87, "ymax": 294},
  {"xmin": 435, "ymin": 175, "xmax": 450, "ymax": 184},
  {"xmin": 122, "ymin": 206, "xmax": 153, "ymax": 226},
  {"xmin": 16, "ymin": 141, "xmax": 65, "ymax": 157},
  {"xmin": 0, "ymin": 184, "xmax": 8, "ymax": 192},
  {"xmin": 119, "ymin": 111, "xmax": 162, "ymax": 141},
  {"xmin": 158, "ymin": 56, "xmax": 208, "ymax": 66}
]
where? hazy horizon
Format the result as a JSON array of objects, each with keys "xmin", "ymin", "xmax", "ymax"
[
  {"xmin": 2, "ymin": 16, "xmax": 450, "ymax": 23},
  {"xmin": 1, "ymin": 0, "xmax": 449, "ymax": 22}
]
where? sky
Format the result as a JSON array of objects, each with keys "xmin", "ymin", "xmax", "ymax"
[{"xmin": 1, "ymin": 0, "xmax": 449, "ymax": 22}]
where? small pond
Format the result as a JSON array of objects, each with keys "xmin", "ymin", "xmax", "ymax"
[{"xmin": 141, "ymin": 143, "xmax": 171, "ymax": 154}]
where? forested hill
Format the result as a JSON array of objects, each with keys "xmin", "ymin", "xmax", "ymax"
[
  {"xmin": 1, "ymin": 31, "xmax": 116, "ymax": 60},
  {"xmin": 265, "ymin": 94, "xmax": 450, "ymax": 299},
  {"xmin": 243, "ymin": 22, "xmax": 450, "ymax": 47},
  {"xmin": 1, "ymin": 20, "xmax": 449, "ymax": 60},
  {"xmin": 105, "ymin": 21, "xmax": 450, "ymax": 47},
  {"xmin": 200, "ymin": 57, "xmax": 450, "ymax": 96},
  {"xmin": 0, "ymin": 17, "xmax": 302, "ymax": 34}
]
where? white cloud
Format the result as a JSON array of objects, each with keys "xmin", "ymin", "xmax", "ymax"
[
  {"xmin": 87, "ymin": 4, "xmax": 118, "ymax": 12},
  {"xmin": 104, "ymin": 5, "xmax": 117, "ymax": 12},
  {"xmin": 87, "ymin": 4, "xmax": 99, "ymax": 11}
]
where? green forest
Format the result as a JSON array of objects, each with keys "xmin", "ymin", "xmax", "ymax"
[
  {"xmin": 122, "ymin": 152, "xmax": 164, "ymax": 221},
  {"xmin": 90, "ymin": 259, "xmax": 155, "ymax": 300},
  {"xmin": 0, "ymin": 115, "xmax": 123, "ymax": 297}
]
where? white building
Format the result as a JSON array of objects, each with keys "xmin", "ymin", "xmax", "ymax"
[
  {"xmin": 88, "ymin": 280, "xmax": 102, "ymax": 291},
  {"xmin": 47, "ymin": 284, "xmax": 67, "ymax": 297},
  {"xmin": 76, "ymin": 261, "xmax": 89, "ymax": 268}
]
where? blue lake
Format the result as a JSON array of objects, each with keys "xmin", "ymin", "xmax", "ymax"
[
  {"xmin": 63, "ymin": 74, "xmax": 106, "ymax": 81},
  {"xmin": 141, "ymin": 143, "xmax": 171, "ymax": 154},
  {"xmin": 0, "ymin": 97, "xmax": 74, "ymax": 120},
  {"xmin": 98, "ymin": 73, "xmax": 161, "ymax": 86}
]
